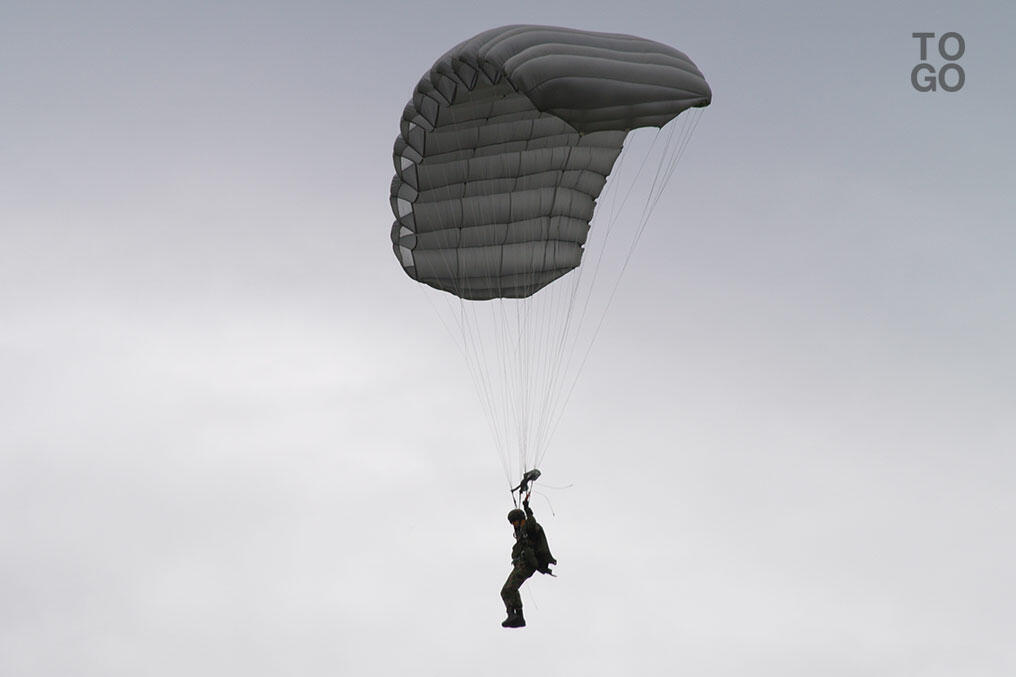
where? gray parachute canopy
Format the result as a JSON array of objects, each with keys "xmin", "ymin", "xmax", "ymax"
[{"xmin": 390, "ymin": 25, "xmax": 711, "ymax": 300}]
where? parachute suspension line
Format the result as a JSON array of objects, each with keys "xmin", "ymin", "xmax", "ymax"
[
  {"xmin": 492, "ymin": 298, "xmax": 514, "ymax": 486},
  {"xmin": 525, "ymin": 294, "xmax": 544, "ymax": 475},
  {"xmin": 437, "ymin": 225, "xmax": 510, "ymax": 486},
  {"xmin": 512, "ymin": 151, "xmax": 536, "ymax": 472},
  {"xmin": 522, "ymin": 306, "xmax": 541, "ymax": 476},
  {"xmin": 421, "ymin": 282, "xmax": 520, "ymax": 480},
  {"xmin": 457, "ymin": 298, "xmax": 511, "ymax": 482},
  {"xmin": 423, "ymin": 86, "xmax": 529, "ymax": 493},
  {"xmin": 477, "ymin": 302, "xmax": 500, "ymax": 467},
  {"xmin": 531, "ymin": 266, "xmax": 568, "ymax": 463},
  {"xmin": 502, "ymin": 135, "xmax": 628, "ymax": 473},
  {"xmin": 622, "ymin": 119, "xmax": 683, "ymax": 269},
  {"xmin": 417, "ymin": 142, "xmax": 516, "ymax": 489},
  {"xmin": 478, "ymin": 301, "xmax": 514, "ymax": 483},
  {"xmin": 530, "ymin": 127, "xmax": 668, "ymax": 470},
  {"xmin": 521, "ymin": 298, "xmax": 531, "ymax": 474},
  {"xmin": 492, "ymin": 298, "xmax": 522, "ymax": 488},
  {"xmin": 534, "ymin": 113, "xmax": 703, "ymax": 468},
  {"xmin": 418, "ymin": 99, "xmax": 701, "ymax": 488},
  {"xmin": 604, "ymin": 112, "xmax": 702, "ymax": 332},
  {"xmin": 514, "ymin": 297, "xmax": 528, "ymax": 478},
  {"xmin": 607, "ymin": 137, "xmax": 630, "ymax": 226},
  {"xmin": 487, "ymin": 302, "xmax": 513, "ymax": 488},
  {"xmin": 522, "ymin": 139, "xmax": 580, "ymax": 471},
  {"xmin": 531, "ymin": 255, "xmax": 584, "ymax": 464},
  {"xmin": 487, "ymin": 114, "xmax": 542, "ymax": 489},
  {"xmin": 492, "ymin": 303, "xmax": 520, "ymax": 488},
  {"xmin": 635, "ymin": 109, "xmax": 703, "ymax": 249},
  {"xmin": 523, "ymin": 295, "xmax": 539, "ymax": 476},
  {"xmin": 553, "ymin": 127, "xmax": 682, "ymax": 434},
  {"xmin": 543, "ymin": 134, "xmax": 621, "ymax": 462},
  {"xmin": 540, "ymin": 112, "xmax": 704, "ymax": 460},
  {"xmin": 436, "ymin": 312, "xmax": 508, "ymax": 476},
  {"xmin": 418, "ymin": 281, "xmax": 522, "ymax": 481},
  {"xmin": 417, "ymin": 284, "xmax": 465, "ymax": 357},
  {"xmin": 462, "ymin": 133, "xmax": 585, "ymax": 481},
  {"xmin": 544, "ymin": 127, "xmax": 665, "ymax": 401},
  {"xmin": 540, "ymin": 279, "xmax": 572, "ymax": 460}
]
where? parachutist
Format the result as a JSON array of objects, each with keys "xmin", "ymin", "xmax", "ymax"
[
  {"xmin": 386, "ymin": 29, "xmax": 711, "ymax": 630},
  {"xmin": 501, "ymin": 491, "xmax": 556, "ymax": 628}
]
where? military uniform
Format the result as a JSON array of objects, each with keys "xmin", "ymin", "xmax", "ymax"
[{"xmin": 501, "ymin": 501, "xmax": 556, "ymax": 626}]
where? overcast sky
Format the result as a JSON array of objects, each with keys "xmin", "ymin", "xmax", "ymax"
[{"xmin": 2, "ymin": 1, "xmax": 1015, "ymax": 675}]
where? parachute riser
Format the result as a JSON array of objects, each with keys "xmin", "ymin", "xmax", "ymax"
[{"xmin": 510, "ymin": 468, "xmax": 541, "ymax": 505}]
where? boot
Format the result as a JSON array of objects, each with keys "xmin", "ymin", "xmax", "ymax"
[
  {"xmin": 501, "ymin": 607, "xmax": 516, "ymax": 627},
  {"xmin": 505, "ymin": 606, "xmax": 526, "ymax": 628}
]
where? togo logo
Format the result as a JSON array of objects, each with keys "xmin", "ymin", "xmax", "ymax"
[{"xmin": 912, "ymin": 32, "xmax": 965, "ymax": 92}]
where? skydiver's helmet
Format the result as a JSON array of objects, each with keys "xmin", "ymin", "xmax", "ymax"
[{"xmin": 507, "ymin": 508, "xmax": 526, "ymax": 524}]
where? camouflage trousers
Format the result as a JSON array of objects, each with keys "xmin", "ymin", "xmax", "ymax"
[{"xmin": 500, "ymin": 562, "xmax": 536, "ymax": 610}]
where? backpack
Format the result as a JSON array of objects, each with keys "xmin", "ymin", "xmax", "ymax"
[{"xmin": 531, "ymin": 522, "xmax": 557, "ymax": 574}]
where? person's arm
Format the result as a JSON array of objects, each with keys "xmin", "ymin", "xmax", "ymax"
[{"xmin": 523, "ymin": 493, "xmax": 535, "ymax": 520}]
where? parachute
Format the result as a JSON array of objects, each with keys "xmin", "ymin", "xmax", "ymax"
[{"xmin": 389, "ymin": 25, "xmax": 711, "ymax": 494}]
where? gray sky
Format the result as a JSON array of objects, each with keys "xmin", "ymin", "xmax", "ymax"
[{"xmin": 2, "ymin": 1, "xmax": 1015, "ymax": 675}]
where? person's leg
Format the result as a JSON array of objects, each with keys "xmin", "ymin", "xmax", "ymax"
[{"xmin": 500, "ymin": 565, "xmax": 534, "ymax": 627}]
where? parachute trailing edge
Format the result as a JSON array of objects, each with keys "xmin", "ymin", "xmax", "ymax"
[{"xmin": 390, "ymin": 25, "xmax": 711, "ymax": 300}]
